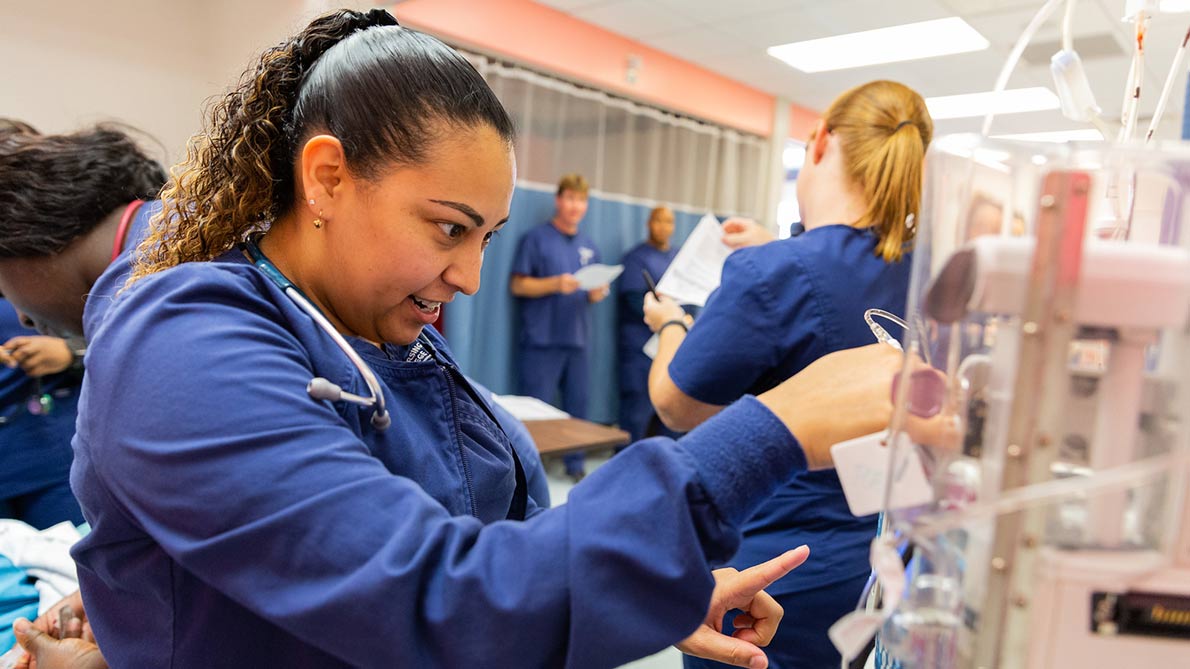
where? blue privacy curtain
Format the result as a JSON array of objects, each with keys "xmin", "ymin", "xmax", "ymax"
[{"xmin": 442, "ymin": 55, "xmax": 770, "ymax": 425}]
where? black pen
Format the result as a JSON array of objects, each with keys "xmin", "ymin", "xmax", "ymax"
[{"xmin": 641, "ymin": 269, "xmax": 659, "ymax": 300}]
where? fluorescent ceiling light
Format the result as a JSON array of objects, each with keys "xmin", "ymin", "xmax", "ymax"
[
  {"xmin": 767, "ymin": 18, "xmax": 989, "ymax": 73},
  {"xmin": 926, "ymin": 87, "xmax": 1060, "ymax": 119},
  {"xmin": 992, "ymin": 129, "xmax": 1106, "ymax": 142}
]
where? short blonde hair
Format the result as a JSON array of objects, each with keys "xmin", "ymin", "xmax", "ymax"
[{"xmin": 556, "ymin": 173, "xmax": 589, "ymax": 196}]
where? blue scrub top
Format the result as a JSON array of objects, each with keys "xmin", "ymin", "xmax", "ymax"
[
  {"xmin": 511, "ymin": 222, "xmax": 601, "ymax": 348},
  {"xmin": 669, "ymin": 224, "xmax": 911, "ymax": 595},
  {"xmin": 617, "ymin": 242, "xmax": 677, "ymax": 367},
  {"xmin": 0, "ymin": 300, "xmax": 80, "ymax": 498},
  {"xmin": 70, "ymin": 244, "xmax": 810, "ymax": 668}
]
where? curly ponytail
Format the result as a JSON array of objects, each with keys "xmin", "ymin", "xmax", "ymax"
[
  {"xmin": 133, "ymin": 8, "xmax": 512, "ymax": 282},
  {"xmin": 824, "ymin": 80, "xmax": 933, "ymax": 262}
]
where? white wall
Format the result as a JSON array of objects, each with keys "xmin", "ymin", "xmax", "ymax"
[{"xmin": 0, "ymin": 0, "xmax": 375, "ymax": 164}]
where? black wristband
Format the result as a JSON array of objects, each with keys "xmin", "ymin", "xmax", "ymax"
[
  {"xmin": 658, "ymin": 319, "xmax": 689, "ymax": 335},
  {"xmin": 69, "ymin": 346, "xmax": 86, "ymax": 372}
]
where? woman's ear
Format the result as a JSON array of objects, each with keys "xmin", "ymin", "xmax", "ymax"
[
  {"xmin": 298, "ymin": 135, "xmax": 347, "ymax": 217},
  {"xmin": 811, "ymin": 119, "xmax": 829, "ymax": 165}
]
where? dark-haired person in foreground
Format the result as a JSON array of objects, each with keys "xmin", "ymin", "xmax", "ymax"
[
  {"xmin": 0, "ymin": 123, "xmax": 165, "ymax": 535},
  {"xmin": 16, "ymin": 10, "xmax": 904, "ymax": 669},
  {"xmin": 0, "ymin": 123, "xmax": 166, "ymax": 339}
]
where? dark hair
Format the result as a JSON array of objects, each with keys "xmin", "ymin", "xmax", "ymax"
[
  {"xmin": 135, "ymin": 9, "xmax": 515, "ymax": 280},
  {"xmin": 0, "ymin": 124, "xmax": 167, "ymax": 258},
  {"xmin": 0, "ymin": 118, "xmax": 39, "ymax": 137}
]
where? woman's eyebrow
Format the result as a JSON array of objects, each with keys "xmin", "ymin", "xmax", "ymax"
[{"xmin": 428, "ymin": 199, "xmax": 484, "ymax": 227}]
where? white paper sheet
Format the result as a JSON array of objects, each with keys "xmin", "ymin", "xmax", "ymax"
[
  {"xmin": 491, "ymin": 394, "xmax": 571, "ymax": 421},
  {"xmin": 655, "ymin": 214, "xmax": 731, "ymax": 306},
  {"xmin": 572, "ymin": 263, "xmax": 623, "ymax": 290}
]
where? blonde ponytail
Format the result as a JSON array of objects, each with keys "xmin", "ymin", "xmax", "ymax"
[{"xmin": 823, "ymin": 80, "xmax": 933, "ymax": 262}]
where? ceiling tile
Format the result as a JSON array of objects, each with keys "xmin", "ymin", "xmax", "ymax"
[
  {"xmin": 715, "ymin": 7, "xmax": 835, "ymax": 49},
  {"xmin": 799, "ymin": 0, "xmax": 955, "ymax": 36},
  {"xmin": 535, "ymin": 0, "xmax": 1190, "ymax": 137},
  {"xmin": 571, "ymin": 0, "xmax": 700, "ymax": 39},
  {"xmin": 534, "ymin": 0, "xmax": 619, "ymax": 11},
  {"xmin": 652, "ymin": 0, "xmax": 810, "ymax": 24},
  {"xmin": 644, "ymin": 24, "xmax": 754, "ymax": 61}
]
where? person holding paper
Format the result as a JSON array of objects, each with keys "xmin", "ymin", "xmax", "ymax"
[
  {"xmin": 509, "ymin": 173, "xmax": 609, "ymax": 481},
  {"xmin": 617, "ymin": 206, "xmax": 680, "ymax": 442},
  {"xmin": 643, "ymin": 80, "xmax": 933, "ymax": 669}
]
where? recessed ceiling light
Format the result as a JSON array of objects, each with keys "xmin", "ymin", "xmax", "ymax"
[
  {"xmin": 926, "ymin": 87, "xmax": 1060, "ymax": 120},
  {"xmin": 766, "ymin": 17, "xmax": 989, "ymax": 73},
  {"xmin": 992, "ymin": 129, "xmax": 1106, "ymax": 142}
]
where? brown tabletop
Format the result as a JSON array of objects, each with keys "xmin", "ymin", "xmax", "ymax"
[{"xmin": 525, "ymin": 418, "xmax": 631, "ymax": 455}]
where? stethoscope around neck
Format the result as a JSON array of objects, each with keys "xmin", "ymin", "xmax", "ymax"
[
  {"xmin": 241, "ymin": 236, "xmax": 529, "ymax": 520},
  {"xmin": 242, "ymin": 237, "xmax": 391, "ymax": 430}
]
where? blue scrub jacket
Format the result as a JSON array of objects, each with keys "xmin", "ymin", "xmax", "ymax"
[{"xmin": 70, "ymin": 247, "xmax": 810, "ymax": 668}]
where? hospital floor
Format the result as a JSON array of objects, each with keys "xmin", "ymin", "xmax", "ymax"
[{"xmin": 545, "ymin": 450, "xmax": 683, "ymax": 669}]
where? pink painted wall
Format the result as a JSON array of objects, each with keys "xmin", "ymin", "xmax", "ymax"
[
  {"xmin": 790, "ymin": 106, "xmax": 819, "ymax": 142},
  {"xmin": 393, "ymin": 0, "xmax": 818, "ymax": 139}
]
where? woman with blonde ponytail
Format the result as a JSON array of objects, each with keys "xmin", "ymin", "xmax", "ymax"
[
  {"xmin": 645, "ymin": 80, "xmax": 932, "ymax": 669},
  {"xmin": 58, "ymin": 9, "xmax": 905, "ymax": 669}
]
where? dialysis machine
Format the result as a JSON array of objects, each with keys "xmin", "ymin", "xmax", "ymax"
[{"xmin": 865, "ymin": 135, "xmax": 1190, "ymax": 668}]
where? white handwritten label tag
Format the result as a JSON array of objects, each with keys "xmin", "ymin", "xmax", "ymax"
[{"xmin": 831, "ymin": 431, "xmax": 933, "ymax": 516}]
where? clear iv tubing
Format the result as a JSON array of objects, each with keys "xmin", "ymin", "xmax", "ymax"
[
  {"xmin": 905, "ymin": 448, "xmax": 1188, "ymax": 541},
  {"xmin": 1062, "ymin": 0, "xmax": 1076, "ymax": 52},
  {"xmin": 981, "ymin": 0, "xmax": 1066, "ymax": 137},
  {"xmin": 1119, "ymin": 11, "xmax": 1149, "ymax": 143},
  {"xmin": 865, "ymin": 308, "xmax": 933, "ymax": 367},
  {"xmin": 865, "ymin": 308, "xmax": 907, "ymax": 351},
  {"xmin": 1146, "ymin": 24, "xmax": 1190, "ymax": 143}
]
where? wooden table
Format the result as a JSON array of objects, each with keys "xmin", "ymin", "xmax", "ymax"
[{"xmin": 524, "ymin": 418, "xmax": 630, "ymax": 455}]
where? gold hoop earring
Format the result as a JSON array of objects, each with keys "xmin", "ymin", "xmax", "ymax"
[{"xmin": 313, "ymin": 210, "xmax": 324, "ymax": 229}]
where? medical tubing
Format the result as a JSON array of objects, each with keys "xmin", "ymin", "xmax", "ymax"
[
  {"xmin": 981, "ymin": 0, "xmax": 1065, "ymax": 137},
  {"xmin": 1062, "ymin": 0, "xmax": 1077, "ymax": 53},
  {"xmin": 1120, "ymin": 13, "xmax": 1148, "ymax": 142},
  {"xmin": 1146, "ymin": 24, "xmax": 1190, "ymax": 143},
  {"xmin": 864, "ymin": 308, "xmax": 908, "ymax": 350},
  {"xmin": 284, "ymin": 285, "xmax": 390, "ymax": 424},
  {"xmin": 902, "ymin": 448, "xmax": 1188, "ymax": 541}
]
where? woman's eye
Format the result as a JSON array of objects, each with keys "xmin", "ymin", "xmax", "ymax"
[{"xmin": 438, "ymin": 222, "xmax": 466, "ymax": 239}]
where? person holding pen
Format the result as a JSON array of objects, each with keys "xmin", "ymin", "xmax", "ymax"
[{"xmin": 617, "ymin": 205, "xmax": 681, "ymax": 443}]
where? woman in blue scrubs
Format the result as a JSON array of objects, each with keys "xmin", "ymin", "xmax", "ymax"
[
  {"xmin": 31, "ymin": 12, "xmax": 902, "ymax": 669},
  {"xmin": 0, "ymin": 121, "xmax": 548, "ymax": 668},
  {"xmin": 645, "ymin": 80, "xmax": 933, "ymax": 669},
  {"xmin": 0, "ymin": 123, "xmax": 167, "ymax": 533},
  {"xmin": 618, "ymin": 205, "xmax": 679, "ymax": 443}
]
